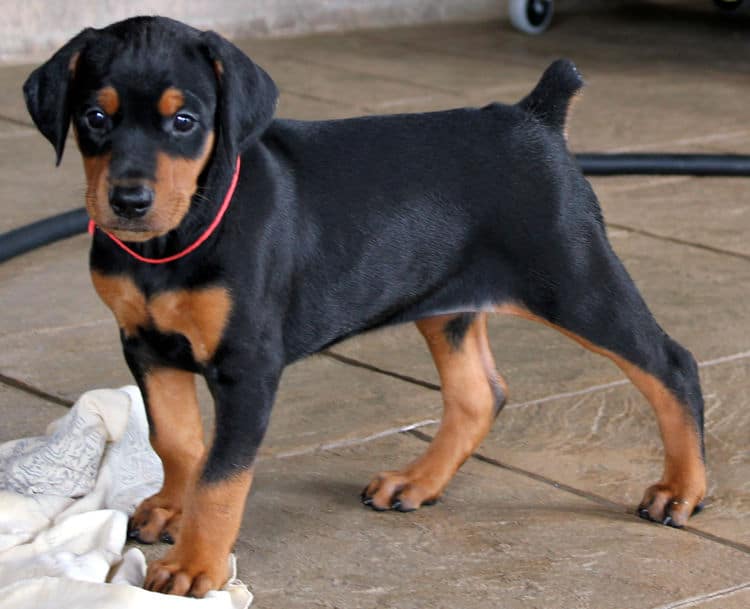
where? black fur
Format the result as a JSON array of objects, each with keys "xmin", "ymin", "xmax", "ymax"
[
  {"xmin": 519, "ymin": 58, "xmax": 583, "ymax": 131},
  {"xmin": 443, "ymin": 313, "xmax": 476, "ymax": 351},
  {"xmin": 23, "ymin": 27, "xmax": 95, "ymax": 164},
  {"xmin": 24, "ymin": 17, "xmax": 704, "ymax": 490}
]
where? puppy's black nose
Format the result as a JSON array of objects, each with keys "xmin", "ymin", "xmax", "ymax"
[{"xmin": 109, "ymin": 185, "xmax": 154, "ymax": 219}]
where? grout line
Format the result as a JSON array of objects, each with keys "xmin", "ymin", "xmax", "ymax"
[
  {"xmin": 313, "ymin": 343, "xmax": 750, "ymax": 453},
  {"xmin": 607, "ymin": 222, "xmax": 750, "ymax": 261},
  {"xmin": 0, "ymin": 319, "xmax": 109, "ymax": 341},
  {"xmin": 325, "ymin": 346, "xmax": 750, "ymax": 408},
  {"xmin": 0, "ymin": 128, "xmax": 35, "ymax": 140},
  {"xmin": 0, "ymin": 114, "xmax": 33, "ymax": 128},
  {"xmin": 505, "ymin": 349, "xmax": 750, "ymax": 411},
  {"xmin": 284, "ymin": 56, "xmax": 460, "ymax": 96},
  {"xmin": 607, "ymin": 129, "xmax": 750, "ymax": 154},
  {"xmin": 266, "ymin": 344, "xmax": 748, "ymax": 459},
  {"xmin": 590, "ymin": 175, "xmax": 692, "ymax": 194},
  {"xmin": 648, "ymin": 581, "xmax": 750, "ymax": 609},
  {"xmin": 407, "ymin": 427, "xmax": 750, "ymax": 556},
  {"xmin": 279, "ymin": 88, "xmax": 361, "ymax": 110},
  {"xmin": 408, "ymin": 428, "xmax": 624, "ymax": 509},
  {"xmin": 267, "ymin": 418, "xmax": 439, "ymax": 460},
  {"xmin": 2, "ymin": 323, "xmax": 747, "ymax": 421},
  {"xmin": 363, "ymin": 94, "xmax": 445, "ymax": 111},
  {"xmin": 361, "ymin": 31, "xmax": 540, "ymax": 67},
  {"xmin": 0, "ymin": 372, "xmax": 73, "ymax": 407},
  {"xmin": 698, "ymin": 349, "xmax": 750, "ymax": 368},
  {"xmin": 321, "ymin": 351, "xmax": 441, "ymax": 391},
  {"xmin": 505, "ymin": 378, "xmax": 628, "ymax": 410}
]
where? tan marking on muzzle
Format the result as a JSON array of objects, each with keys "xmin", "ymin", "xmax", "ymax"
[
  {"xmin": 149, "ymin": 130, "xmax": 216, "ymax": 234},
  {"xmin": 82, "ymin": 152, "xmax": 112, "ymax": 225}
]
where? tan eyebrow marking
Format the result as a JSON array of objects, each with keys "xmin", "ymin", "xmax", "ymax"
[{"xmin": 158, "ymin": 87, "xmax": 185, "ymax": 117}]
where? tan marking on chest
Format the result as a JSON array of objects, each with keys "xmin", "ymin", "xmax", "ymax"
[
  {"xmin": 91, "ymin": 271, "xmax": 148, "ymax": 337},
  {"xmin": 91, "ymin": 271, "xmax": 232, "ymax": 361},
  {"xmin": 149, "ymin": 287, "xmax": 232, "ymax": 362}
]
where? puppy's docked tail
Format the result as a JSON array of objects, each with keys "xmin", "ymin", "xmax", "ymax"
[{"xmin": 519, "ymin": 59, "xmax": 584, "ymax": 133}]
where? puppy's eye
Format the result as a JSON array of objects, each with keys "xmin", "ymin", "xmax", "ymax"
[
  {"xmin": 173, "ymin": 114, "xmax": 196, "ymax": 133},
  {"xmin": 86, "ymin": 109, "xmax": 107, "ymax": 130}
]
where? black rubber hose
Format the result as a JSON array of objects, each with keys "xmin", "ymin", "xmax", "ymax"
[
  {"xmin": 1, "ymin": 153, "xmax": 749, "ymax": 264},
  {"xmin": 577, "ymin": 153, "xmax": 750, "ymax": 176},
  {"xmin": 0, "ymin": 208, "xmax": 88, "ymax": 264}
]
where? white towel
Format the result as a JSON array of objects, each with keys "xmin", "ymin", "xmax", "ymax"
[{"xmin": 0, "ymin": 386, "xmax": 252, "ymax": 609}]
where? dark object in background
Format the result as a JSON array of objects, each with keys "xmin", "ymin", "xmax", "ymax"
[{"xmin": 508, "ymin": 0, "xmax": 745, "ymax": 33}]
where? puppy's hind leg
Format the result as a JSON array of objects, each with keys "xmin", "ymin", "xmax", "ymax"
[
  {"xmin": 499, "ymin": 234, "xmax": 706, "ymax": 527},
  {"xmin": 362, "ymin": 312, "xmax": 507, "ymax": 511}
]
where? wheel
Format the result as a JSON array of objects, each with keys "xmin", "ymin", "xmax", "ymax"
[
  {"xmin": 508, "ymin": 0, "xmax": 554, "ymax": 34},
  {"xmin": 713, "ymin": 0, "xmax": 743, "ymax": 10}
]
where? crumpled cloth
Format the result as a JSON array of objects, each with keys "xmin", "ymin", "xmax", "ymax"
[{"xmin": 0, "ymin": 386, "xmax": 253, "ymax": 608}]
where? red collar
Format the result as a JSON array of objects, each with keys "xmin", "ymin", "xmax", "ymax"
[{"xmin": 88, "ymin": 156, "xmax": 240, "ymax": 264}]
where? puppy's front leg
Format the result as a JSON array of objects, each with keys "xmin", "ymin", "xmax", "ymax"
[
  {"xmin": 128, "ymin": 367, "xmax": 205, "ymax": 544},
  {"xmin": 144, "ymin": 349, "xmax": 281, "ymax": 597}
]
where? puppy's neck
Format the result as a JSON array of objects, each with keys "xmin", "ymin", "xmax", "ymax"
[{"xmin": 105, "ymin": 155, "xmax": 239, "ymax": 266}]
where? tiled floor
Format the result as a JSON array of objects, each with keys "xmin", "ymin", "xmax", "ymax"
[{"xmin": 1, "ymin": 3, "xmax": 748, "ymax": 608}]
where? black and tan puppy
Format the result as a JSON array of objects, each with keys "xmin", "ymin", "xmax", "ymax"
[{"xmin": 24, "ymin": 16, "xmax": 706, "ymax": 597}]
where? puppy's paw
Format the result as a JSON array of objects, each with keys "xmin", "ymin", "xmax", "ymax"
[
  {"xmin": 144, "ymin": 551, "xmax": 228, "ymax": 597},
  {"xmin": 361, "ymin": 470, "xmax": 440, "ymax": 512},
  {"xmin": 637, "ymin": 481, "xmax": 705, "ymax": 528},
  {"xmin": 128, "ymin": 493, "xmax": 182, "ymax": 544}
]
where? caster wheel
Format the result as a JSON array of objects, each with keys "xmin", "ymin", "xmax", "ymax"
[
  {"xmin": 509, "ymin": 0, "xmax": 554, "ymax": 34},
  {"xmin": 713, "ymin": 0, "xmax": 743, "ymax": 10}
]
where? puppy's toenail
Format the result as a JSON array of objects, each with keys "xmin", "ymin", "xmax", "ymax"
[{"xmin": 393, "ymin": 500, "xmax": 416, "ymax": 513}]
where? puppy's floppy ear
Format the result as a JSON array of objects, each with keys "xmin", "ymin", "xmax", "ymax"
[
  {"xmin": 200, "ymin": 31, "xmax": 278, "ymax": 161},
  {"xmin": 23, "ymin": 28, "xmax": 95, "ymax": 166}
]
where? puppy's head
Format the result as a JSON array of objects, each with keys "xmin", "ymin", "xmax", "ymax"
[{"xmin": 24, "ymin": 17, "xmax": 278, "ymax": 242}]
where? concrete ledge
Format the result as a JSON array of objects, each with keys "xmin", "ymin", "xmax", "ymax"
[{"xmin": 0, "ymin": 0, "xmax": 504, "ymax": 63}]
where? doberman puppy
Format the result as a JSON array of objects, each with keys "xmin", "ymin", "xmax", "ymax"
[{"xmin": 24, "ymin": 16, "xmax": 706, "ymax": 597}]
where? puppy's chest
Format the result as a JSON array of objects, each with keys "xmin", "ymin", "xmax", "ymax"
[{"xmin": 91, "ymin": 271, "xmax": 232, "ymax": 364}]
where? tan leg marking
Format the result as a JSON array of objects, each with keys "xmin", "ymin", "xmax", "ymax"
[
  {"xmin": 363, "ymin": 313, "xmax": 506, "ymax": 511},
  {"xmin": 150, "ymin": 287, "xmax": 232, "ymax": 363},
  {"xmin": 90, "ymin": 270, "xmax": 147, "ymax": 337},
  {"xmin": 497, "ymin": 303, "xmax": 706, "ymax": 526},
  {"xmin": 145, "ymin": 469, "xmax": 253, "ymax": 597},
  {"xmin": 130, "ymin": 369, "xmax": 205, "ymax": 544}
]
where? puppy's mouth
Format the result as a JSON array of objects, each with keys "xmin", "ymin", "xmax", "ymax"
[
  {"xmin": 86, "ymin": 187, "xmax": 195, "ymax": 243},
  {"xmin": 96, "ymin": 218, "xmax": 166, "ymax": 242}
]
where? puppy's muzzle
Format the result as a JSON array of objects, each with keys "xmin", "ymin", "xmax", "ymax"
[{"xmin": 109, "ymin": 184, "xmax": 154, "ymax": 219}]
